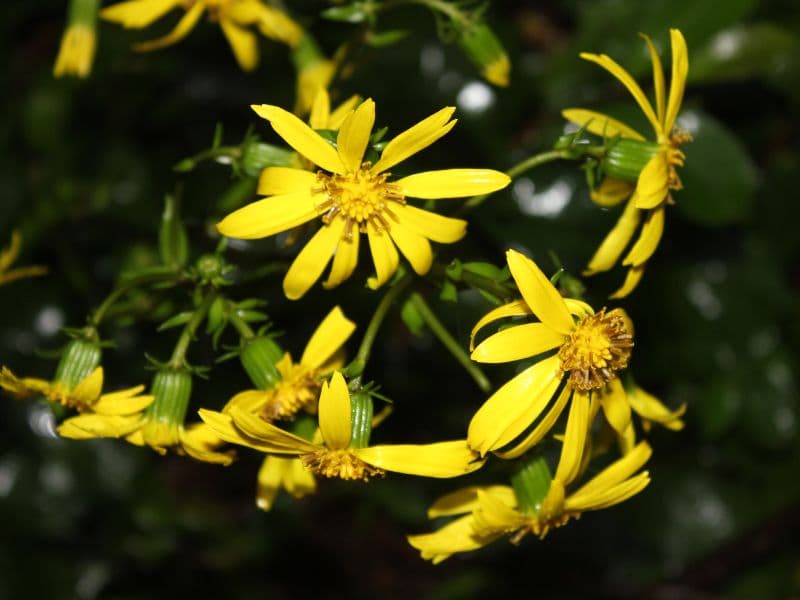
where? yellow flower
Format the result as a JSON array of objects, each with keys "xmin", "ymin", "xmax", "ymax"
[
  {"xmin": 563, "ymin": 29, "xmax": 689, "ymax": 297},
  {"xmin": 101, "ymin": 0, "xmax": 302, "ymax": 71},
  {"xmin": 123, "ymin": 420, "xmax": 233, "ymax": 464},
  {"xmin": 0, "ymin": 231, "xmax": 47, "ymax": 287},
  {"xmin": 408, "ymin": 396, "xmax": 652, "ymax": 563},
  {"xmin": 467, "ymin": 249, "xmax": 634, "ymax": 457},
  {"xmin": 226, "ymin": 306, "xmax": 355, "ymax": 421},
  {"xmin": 200, "ymin": 371, "xmax": 485, "ymax": 481},
  {"xmin": 0, "ymin": 365, "xmax": 110, "ymax": 412},
  {"xmin": 217, "ymin": 99, "xmax": 510, "ymax": 299}
]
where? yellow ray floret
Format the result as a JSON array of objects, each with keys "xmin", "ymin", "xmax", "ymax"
[{"xmin": 0, "ymin": 231, "xmax": 47, "ymax": 287}]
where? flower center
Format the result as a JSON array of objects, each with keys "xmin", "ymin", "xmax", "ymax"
[
  {"xmin": 314, "ymin": 163, "xmax": 405, "ymax": 239},
  {"xmin": 301, "ymin": 449, "xmax": 385, "ymax": 481},
  {"xmin": 557, "ymin": 308, "xmax": 633, "ymax": 391},
  {"xmin": 666, "ymin": 128, "xmax": 692, "ymax": 191},
  {"xmin": 260, "ymin": 357, "xmax": 320, "ymax": 421}
]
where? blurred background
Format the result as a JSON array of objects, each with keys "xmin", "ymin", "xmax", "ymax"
[{"xmin": 2, "ymin": 0, "xmax": 799, "ymax": 597}]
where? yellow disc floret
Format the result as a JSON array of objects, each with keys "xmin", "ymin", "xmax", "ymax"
[{"xmin": 301, "ymin": 448, "xmax": 385, "ymax": 481}]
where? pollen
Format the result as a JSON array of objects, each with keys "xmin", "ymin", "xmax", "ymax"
[
  {"xmin": 301, "ymin": 449, "xmax": 385, "ymax": 481},
  {"xmin": 557, "ymin": 308, "xmax": 633, "ymax": 391},
  {"xmin": 314, "ymin": 163, "xmax": 405, "ymax": 239}
]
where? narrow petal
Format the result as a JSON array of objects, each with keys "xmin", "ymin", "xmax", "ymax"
[
  {"xmin": 599, "ymin": 378, "xmax": 632, "ymax": 436},
  {"xmin": 101, "ymin": 0, "xmax": 181, "ymax": 28},
  {"xmin": 388, "ymin": 221, "xmax": 432, "ymax": 275},
  {"xmin": 283, "ymin": 219, "xmax": 344, "ymax": 300},
  {"xmin": 632, "ymin": 152, "xmax": 669, "ymax": 209},
  {"xmin": 199, "ymin": 408, "xmax": 314, "ymax": 454},
  {"xmin": 506, "ymin": 249, "xmax": 574, "ymax": 335},
  {"xmin": 0, "ymin": 231, "xmax": 21, "ymax": 273},
  {"xmin": 471, "ymin": 323, "xmax": 564, "ymax": 364},
  {"xmin": 93, "ymin": 389, "xmax": 154, "ymax": 416},
  {"xmin": 355, "ymin": 440, "xmax": 484, "ymax": 478},
  {"xmin": 366, "ymin": 224, "xmax": 399, "ymax": 290},
  {"xmin": 308, "ymin": 89, "xmax": 331, "ymax": 130},
  {"xmin": 580, "ymin": 52, "xmax": 662, "ymax": 137},
  {"xmin": 467, "ymin": 356, "xmax": 561, "ymax": 456},
  {"xmin": 337, "ymin": 99, "xmax": 375, "ymax": 173},
  {"xmin": 323, "ymin": 224, "xmax": 360, "ymax": 289},
  {"xmin": 629, "ymin": 386, "xmax": 686, "ymax": 430},
  {"xmin": 371, "ymin": 107, "xmax": 456, "ymax": 173},
  {"xmin": 318, "ymin": 372, "xmax": 352, "ymax": 450},
  {"xmin": 301, "ymin": 307, "xmax": 357, "ymax": 369},
  {"xmin": 217, "ymin": 192, "xmax": 320, "ymax": 240},
  {"xmin": 392, "ymin": 204, "xmax": 466, "ymax": 244},
  {"xmin": 256, "ymin": 456, "xmax": 287, "ymax": 511},
  {"xmin": 494, "ymin": 384, "xmax": 571, "ymax": 460},
  {"xmin": 470, "ymin": 300, "xmax": 531, "ymax": 351},
  {"xmin": 72, "ymin": 367, "xmax": 104, "ymax": 407},
  {"xmin": 427, "ymin": 485, "xmax": 517, "ymax": 518},
  {"xmin": 219, "ymin": 19, "xmax": 258, "ymax": 71},
  {"xmin": 567, "ymin": 472, "xmax": 650, "ymax": 512},
  {"xmin": 622, "ymin": 206, "xmax": 664, "ymax": 267},
  {"xmin": 58, "ymin": 414, "xmax": 143, "ymax": 439},
  {"xmin": 224, "ymin": 388, "xmax": 269, "ymax": 414},
  {"xmin": 609, "ymin": 265, "xmax": 646, "ymax": 299},
  {"xmin": 180, "ymin": 424, "xmax": 235, "ymax": 465},
  {"xmin": 286, "ymin": 458, "xmax": 316, "ymax": 497},
  {"xmin": 474, "ymin": 489, "xmax": 526, "ymax": 532},
  {"xmin": 664, "ymin": 29, "xmax": 689, "ymax": 135},
  {"xmin": 254, "ymin": 5, "xmax": 303, "ymax": 46},
  {"xmin": 573, "ymin": 442, "xmax": 652, "ymax": 500},
  {"xmin": 251, "ymin": 104, "xmax": 344, "ymax": 174},
  {"xmin": 553, "ymin": 391, "xmax": 590, "ymax": 485},
  {"xmin": 257, "ymin": 167, "xmax": 317, "ymax": 196},
  {"xmin": 561, "ymin": 109, "xmax": 645, "ymax": 141},
  {"xmin": 564, "ymin": 298, "xmax": 594, "ymax": 318},
  {"xmin": 133, "ymin": 2, "xmax": 205, "ymax": 51},
  {"xmin": 590, "ymin": 177, "xmax": 635, "ymax": 208},
  {"xmin": 584, "ymin": 199, "xmax": 641, "ymax": 275},
  {"xmin": 395, "ymin": 169, "xmax": 510, "ymax": 199},
  {"xmin": 407, "ymin": 514, "xmax": 499, "ymax": 564},
  {"xmin": 640, "ymin": 34, "xmax": 666, "ymax": 125},
  {"xmin": 328, "ymin": 96, "xmax": 361, "ymax": 129}
]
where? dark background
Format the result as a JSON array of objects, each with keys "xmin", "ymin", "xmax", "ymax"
[{"xmin": 1, "ymin": 1, "xmax": 799, "ymax": 598}]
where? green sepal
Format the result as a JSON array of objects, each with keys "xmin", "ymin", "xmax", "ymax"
[
  {"xmin": 349, "ymin": 390, "xmax": 374, "ymax": 449},
  {"xmin": 240, "ymin": 336, "xmax": 284, "ymax": 390},
  {"xmin": 602, "ymin": 138, "xmax": 662, "ymax": 182},
  {"xmin": 53, "ymin": 337, "xmax": 102, "ymax": 390},
  {"xmin": 158, "ymin": 311, "xmax": 194, "ymax": 332}
]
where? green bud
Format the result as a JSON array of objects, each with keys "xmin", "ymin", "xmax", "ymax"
[
  {"xmin": 159, "ymin": 195, "xmax": 189, "ymax": 268},
  {"xmin": 458, "ymin": 23, "xmax": 510, "ymax": 87},
  {"xmin": 240, "ymin": 336, "xmax": 284, "ymax": 390},
  {"xmin": 349, "ymin": 390, "xmax": 374, "ymax": 449},
  {"xmin": 53, "ymin": 337, "xmax": 101, "ymax": 390},
  {"xmin": 602, "ymin": 138, "xmax": 662, "ymax": 182},
  {"xmin": 143, "ymin": 368, "xmax": 192, "ymax": 447},
  {"xmin": 510, "ymin": 455, "xmax": 552, "ymax": 515}
]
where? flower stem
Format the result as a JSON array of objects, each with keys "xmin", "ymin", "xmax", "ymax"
[
  {"xmin": 226, "ymin": 301, "xmax": 256, "ymax": 340},
  {"xmin": 90, "ymin": 270, "xmax": 182, "ymax": 327},
  {"xmin": 408, "ymin": 292, "xmax": 491, "ymax": 393},
  {"xmin": 168, "ymin": 288, "xmax": 218, "ymax": 369}
]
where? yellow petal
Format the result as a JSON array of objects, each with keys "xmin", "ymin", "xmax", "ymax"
[
  {"xmin": 371, "ymin": 107, "xmax": 456, "ymax": 173},
  {"xmin": 622, "ymin": 206, "xmax": 664, "ymax": 267},
  {"xmin": 629, "ymin": 386, "xmax": 686, "ymax": 430},
  {"xmin": 300, "ymin": 307, "xmax": 356, "ymax": 369},
  {"xmin": 474, "ymin": 489, "xmax": 525, "ymax": 532},
  {"xmin": 470, "ymin": 300, "xmax": 531, "ymax": 351},
  {"xmin": 256, "ymin": 456, "xmax": 287, "ymax": 511},
  {"xmin": 180, "ymin": 423, "xmax": 235, "ymax": 465},
  {"xmin": 388, "ymin": 221, "xmax": 432, "ymax": 275},
  {"xmin": 552, "ymin": 391, "xmax": 590, "ymax": 485},
  {"xmin": 283, "ymin": 219, "xmax": 344, "ymax": 300},
  {"xmin": 407, "ymin": 514, "xmax": 499, "ymax": 564},
  {"xmin": 337, "ymin": 99, "xmax": 375, "ymax": 173},
  {"xmin": 251, "ymin": 104, "xmax": 344, "ymax": 174},
  {"xmin": 632, "ymin": 152, "xmax": 669, "ymax": 209},
  {"xmin": 58, "ymin": 414, "xmax": 143, "ymax": 439},
  {"xmin": 199, "ymin": 408, "xmax": 313, "ymax": 454},
  {"xmin": 640, "ymin": 34, "xmax": 666, "ymax": 126},
  {"xmin": 308, "ymin": 89, "xmax": 331, "ymax": 130},
  {"xmin": 392, "ymin": 204, "xmax": 466, "ymax": 244},
  {"xmin": 72, "ymin": 367, "xmax": 104, "ymax": 407},
  {"xmin": 427, "ymin": 485, "xmax": 517, "ymax": 518},
  {"xmin": 572, "ymin": 441, "xmax": 652, "ymax": 501},
  {"xmin": 567, "ymin": 471, "xmax": 650, "ymax": 512},
  {"xmin": 355, "ymin": 440, "xmax": 484, "ymax": 478},
  {"xmin": 0, "ymin": 231, "xmax": 21, "ymax": 272},
  {"xmin": 216, "ymin": 192, "xmax": 320, "ymax": 240},
  {"xmin": 470, "ymin": 323, "xmax": 564, "ymax": 364},
  {"xmin": 561, "ymin": 109, "xmax": 645, "ymax": 141},
  {"xmin": 590, "ymin": 177, "xmax": 635, "ymax": 208},
  {"xmin": 318, "ymin": 372, "xmax": 352, "ymax": 450},
  {"xmin": 394, "ymin": 169, "xmax": 510, "ymax": 199},
  {"xmin": 295, "ymin": 59, "xmax": 335, "ymax": 116},
  {"xmin": 323, "ymin": 224, "xmax": 360, "ymax": 289},
  {"xmin": 584, "ymin": 199, "xmax": 641, "ymax": 275},
  {"xmin": 101, "ymin": 0, "xmax": 181, "ymax": 28},
  {"xmin": 219, "ymin": 18, "xmax": 258, "ymax": 71},
  {"xmin": 506, "ymin": 249, "xmax": 574, "ymax": 335},
  {"xmin": 257, "ymin": 167, "xmax": 317, "ymax": 196},
  {"xmin": 223, "ymin": 388, "xmax": 268, "ymax": 414},
  {"xmin": 254, "ymin": 5, "xmax": 303, "ymax": 47},
  {"xmin": 580, "ymin": 52, "xmax": 662, "ymax": 137},
  {"xmin": 366, "ymin": 224, "xmax": 399, "ymax": 290},
  {"xmin": 286, "ymin": 457, "xmax": 316, "ymax": 497},
  {"xmin": 328, "ymin": 95, "xmax": 361, "ymax": 129},
  {"xmin": 598, "ymin": 378, "xmax": 632, "ymax": 437},
  {"xmin": 664, "ymin": 29, "xmax": 689, "ymax": 135},
  {"xmin": 493, "ymin": 384, "xmax": 571, "ymax": 460},
  {"xmin": 564, "ymin": 298, "xmax": 594, "ymax": 319},
  {"xmin": 93, "ymin": 388, "xmax": 154, "ymax": 416},
  {"xmin": 609, "ymin": 265, "xmax": 646, "ymax": 299},
  {"xmin": 133, "ymin": 1, "xmax": 204, "ymax": 51},
  {"xmin": 467, "ymin": 355, "xmax": 562, "ymax": 456}
]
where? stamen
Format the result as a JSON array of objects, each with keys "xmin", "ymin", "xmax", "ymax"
[{"xmin": 301, "ymin": 449, "xmax": 385, "ymax": 481}]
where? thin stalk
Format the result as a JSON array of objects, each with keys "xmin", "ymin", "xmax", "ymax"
[
  {"xmin": 90, "ymin": 270, "xmax": 181, "ymax": 326},
  {"xmin": 408, "ymin": 292, "xmax": 491, "ymax": 393},
  {"xmin": 226, "ymin": 302, "xmax": 256, "ymax": 340},
  {"xmin": 169, "ymin": 288, "xmax": 218, "ymax": 369}
]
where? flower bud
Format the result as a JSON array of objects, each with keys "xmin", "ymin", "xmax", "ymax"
[
  {"xmin": 458, "ymin": 23, "xmax": 510, "ymax": 87},
  {"xmin": 349, "ymin": 390, "xmax": 374, "ymax": 449},
  {"xmin": 53, "ymin": 337, "xmax": 101, "ymax": 390},
  {"xmin": 602, "ymin": 138, "xmax": 662, "ymax": 182},
  {"xmin": 142, "ymin": 368, "xmax": 192, "ymax": 448},
  {"xmin": 240, "ymin": 336, "xmax": 284, "ymax": 390}
]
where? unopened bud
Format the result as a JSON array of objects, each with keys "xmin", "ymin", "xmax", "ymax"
[
  {"xmin": 602, "ymin": 138, "xmax": 662, "ymax": 182},
  {"xmin": 240, "ymin": 336, "xmax": 284, "ymax": 390},
  {"xmin": 53, "ymin": 337, "xmax": 101, "ymax": 390},
  {"xmin": 142, "ymin": 368, "xmax": 192, "ymax": 448}
]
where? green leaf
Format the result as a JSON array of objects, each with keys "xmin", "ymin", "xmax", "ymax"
[
  {"xmin": 157, "ymin": 312, "xmax": 193, "ymax": 332},
  {"xmin": 159, "ymin": 195, "xmax": 189, "ymax": 268},
  {"xmin": 439, "ymin": 279, "xmax": 458, "ymax": 302},
  {"xmin": 321, "ymin": 4, "xmax": 367, "ymax": 23}
]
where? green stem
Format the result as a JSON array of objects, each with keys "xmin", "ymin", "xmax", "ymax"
[
  {"xmin": 406, "ymin": 0, "xmax": 470, "ymax": 24},
  {"xmin": 350, "ymin": 275, "xmax": 412, "ymax": 377},
  {"xmin": 408, "ymin": 292, "xmax": 491, "ymax": 393},
  {"xmin": 90, "ymin": 270, "xmax": 181, "ymax": 327},
  {"xmin": 226, "ymin": 301, "xmax": 256, "ymax": 340},
  {"xmin": 168, "ymin": 288, "xmax": 218, "ymax": 368}
]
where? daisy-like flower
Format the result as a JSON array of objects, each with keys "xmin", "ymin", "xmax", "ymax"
[
  {"xmin": 467, "ymin": 249, "xmax": 635, "ymax": 457},
  {"xmin": 101, "ymin": 0, "xmax": 302, "ymax": 71},
  {"xmin": 53, "ymin": 0, "xmax": 99, "ymax": 78},
  {"xmin": 563, "ymin": 29, "xmax": 689, "ymax": 297},
  {"xmin": 217, "ymin": 100, "xmax": 510, "ymax": 299},
  {"xmin": 0, "ymin": 230, "xmax": 47, "ymax": 287},
  {"xmin": 201, "ymin": 371, "xmax": 485, "ymax": 481},
  {"xmin": 408, "ymin": 395, "xmax": 652, "ymax": 563},
  {"xmin": 226, "ymin": 306, "xmax": 355, "ymax": 421}
]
